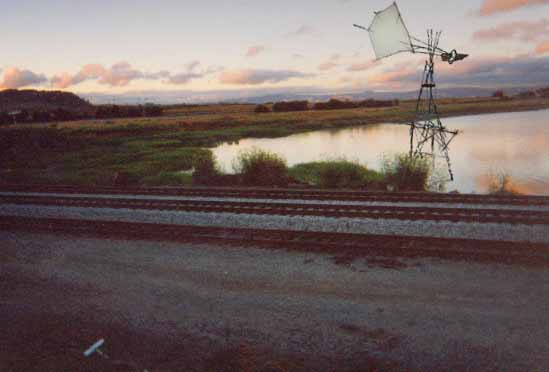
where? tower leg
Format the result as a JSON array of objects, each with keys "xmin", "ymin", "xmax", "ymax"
[{"xmin": 408, "ymin": 29, "xmax": 459, "ymax": 183}]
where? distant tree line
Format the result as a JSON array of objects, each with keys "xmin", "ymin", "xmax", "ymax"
[
  {"xmin": 273, "ymin": 101, "xmax": 310, "ymax": 112},
  {"xmin": 314, "ymin": 98, "xmax": 398, "ymax": 110},
  {"xmin": 0, "ymin": 104, "xmax": 163, "ymax": 125},
  {"xmin": 255, "ymin": 98, "xmax": 399, "ymax": 113}
]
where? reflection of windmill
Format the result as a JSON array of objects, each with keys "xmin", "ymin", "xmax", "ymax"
[{"xmin": 353, "ymin": 2, "xmax": 468, "ymax": 181}]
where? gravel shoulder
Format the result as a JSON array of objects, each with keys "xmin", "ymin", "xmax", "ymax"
[{"xmin": 2, "ymin": 231, "xmax": 549, "ymax": 371}]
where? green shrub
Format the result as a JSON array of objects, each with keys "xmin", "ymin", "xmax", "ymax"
[
  {"xmin": 233, "ymin": 148, "xmax": 288, "ymax": 187},
  {"xmin": 289, "ymin": 159, "xmax": 384, "ymax": 189},
  {"xmin": 193, "ymin": 153, "xmax": 222, "ymax": 185},
  {"xmin": 272, "ymin": 100, "xmax": 308, "ymax": 112},
  {"xmin": 382, "ymin": 154, "xmax": 431, "ymax": 191},
  {"xmin": 319, "ymin": 160, "xmax": 367, "ymax": 188},
  {"xmin": 313, "ymin": 99, "xmax": 357, "ymax": 111}
]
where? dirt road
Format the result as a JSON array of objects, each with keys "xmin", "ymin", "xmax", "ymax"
[{"xmin": 2, "ymin": 231, "xmax": 549, "ymax": 371}]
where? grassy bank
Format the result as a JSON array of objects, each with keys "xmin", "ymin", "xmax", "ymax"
[
  {"xmin": 1, "ymin": 97, "xmax": 547, "ymax": 186},
  {"xmin": 188, "ymin": 150, "xmax": 430, "ymax": 192}
]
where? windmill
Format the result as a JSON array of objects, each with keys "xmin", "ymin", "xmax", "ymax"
[{"xmin": 353, "ymin": 2, "xmax": 468, "ymax": 181}]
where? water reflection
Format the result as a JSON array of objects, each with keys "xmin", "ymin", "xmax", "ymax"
[{"xmin": 212, "ymin": 109, "xmax": 549, "ymax": 195}]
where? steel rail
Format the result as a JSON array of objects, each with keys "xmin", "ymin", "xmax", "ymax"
[
  {"xmin": 2, "ymin": 194, "xmax": 548, "ymax": 225},
  {"xmin": 1, "ymin": 184, "xmax": 549, "ymax": 206}
]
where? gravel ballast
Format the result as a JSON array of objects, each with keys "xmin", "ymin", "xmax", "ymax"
[{"xmin": 1, "ymin": 204, "xmax": 547, "ymax": 243}]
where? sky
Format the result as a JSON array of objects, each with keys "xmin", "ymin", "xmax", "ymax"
[{"xmin": 0, "ymin": 0, "xmax": 548, "ymax": 98}]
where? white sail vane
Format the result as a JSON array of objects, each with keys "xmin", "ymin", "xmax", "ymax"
[{"xmin": 367, "ymin": 2, "xmax": 414, "ymax": 59}]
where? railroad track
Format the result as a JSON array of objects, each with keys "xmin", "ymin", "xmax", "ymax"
[
  {"xmin": 2, "ymin": 183, "xmax": 549, "ymax": 206},
  {"xmin": 1, "ymin": 194, "xmax": 548, "ymax": 225},
  {"xmin": 1, "ymin": 216, "xmax": 548, "ymax": 265}
]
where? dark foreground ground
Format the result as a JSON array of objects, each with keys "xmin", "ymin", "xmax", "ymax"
[{"xmin": 2, "ymin": 231, "xmax": 549, "ymax": 371}]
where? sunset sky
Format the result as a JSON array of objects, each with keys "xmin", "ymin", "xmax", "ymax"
[{"xmin": 1, "ymin": 0, "xmax": 548, "ymax": 97}]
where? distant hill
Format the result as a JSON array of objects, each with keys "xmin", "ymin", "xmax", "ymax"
[
  {"xmin": 0, "ymin": 89, "xmax": 93, "ymax": 114},
  {"xmin": 237, "ymin": 87, "xmax": 544, "ymax": 104},
  {"xmin": 82, "ymin": 86, "xmax": 549, "ymax": 105}
]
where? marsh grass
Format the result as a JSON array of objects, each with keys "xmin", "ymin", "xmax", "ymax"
[
  {"xmin": 233, "ymin": 148, "xmax": 288, "ymax": 187},
  {"xmin": 382, "ymin": 154, "xmax": 431, "ymax": 191},
  {"xmin": 487, "ymin": 171, "xmax": 521, "ymax": 195},
  {"xmin": 289, "ymin": 159, "xmax": 384, "ymax": 189}
]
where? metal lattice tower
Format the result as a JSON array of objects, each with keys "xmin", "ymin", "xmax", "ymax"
[
  {"xmin": 353, "ymin": 2, "xmax": 468, "ymax": 182},
  {"xmin": 409, "ymin": 30, "xmax": 459, "ymax": 181}
]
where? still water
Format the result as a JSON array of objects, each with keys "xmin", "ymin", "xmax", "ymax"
[{"xmin": 212, "ymin": 109, "xmax": 549, "ymax": 195}]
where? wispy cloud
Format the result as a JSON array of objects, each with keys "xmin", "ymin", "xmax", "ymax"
[
  {"xmin": 318, "ymin": 62, "xmax": 338, "ymax": 71},
  {"xmin": 51, "ymin": 61, "xmax": 214, "ymax": 88},
  {"xmin": 165, "ymin": 73, "xmax": 203, "ymax": 85},
  {"xmin": 98, "ymin": 62, "xmax": 143, "ymax": 87},
  {"xmin": 219, "ymin": 69, "xmax": 313, "ymax": 85},
  {"xmin": 286, "ymin": 25, "xmax": 315, "ymax": 37},
  {"xmin": 0, "ymin": 67, "xmax": 47, "ymax": 89},
  {"xmin": 347, "ymin": 60, "xmax": 380, "ymax": 72},
  {"xmin": 367, "ymin": 55, "xmax": 549, "ymax": 89},
  {"xmin": 478, "ymin": 0, "xmax": 549, "ymax": 16},
  {"xmin": 185, "ymin": 60, "xmax": 201, "ymax": 72},
  {"xmin": 246, "ymin": 45, "xmax": 267, "ymax": 57},
  {"xmin": 473, "ymin": 19, "xmax": 549, "ymax": 42},
  {"xmin": 51, "ymin": 62, "xmax": 140, "ymax": 88},
  {"xmin": 143, "ymin": 70, "xmax": 171, "ymax": 80},
  {"xmin": 318, "ymin": 54, "xmax": 341, "ymax": 71},
  {"xmin": 164, "ymin": 61, "xmax": 209, "ymax": 85}
]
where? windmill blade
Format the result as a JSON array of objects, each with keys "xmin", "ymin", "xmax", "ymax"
[{"xmin": 367, "ymin": 2, "xmax": 414, "ymax": 59}]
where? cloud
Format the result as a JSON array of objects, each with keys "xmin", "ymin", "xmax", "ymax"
[
  {"xmin": 51, "ymin": 61, "xmax": 214, "ymax": 88},
  {"xmin": 164, "ymin": 61, "xmax": 214, "ymax": 84},
  {"xmin": 535, "ymin": 41, "xmax": 549, "ymax": 54},
  {"xmin": 318, "ymin": 54, "xmax": 341, "ymax": 71},
  {"xmin": 473, "ymin": 19, "xmax": 549, "ymax": 42},
  {"xmin": 186, "ymin": 60, "xmax": 201, "ymax": 72},
  {"xmin": 318, "ymin": 62, "xmax": 338, "ymax": 71},
  {"xmin": 367, "ymin": 55, "xmax": 549, "ymax": 88},
  {"xmin": 478, "ymin": 0, "xmax": 549, "ymax": 15},
  {"xmin": 347, "ymin": 60, "xmax": 380, "ymax": 72},
  {"xmin": 98, "ymin": 62, "xmax": 144, "ymax": 87},
  {"xmin": 51, "ymin": 62, "xmax": 140, "ymax": 88},
  {"xmin": 51, "ymin": 64, "xmax": 106, "ymax": 88},
  {"xmin": 286, "ymin": 25, "xmax": 315, "ymax": 37},
  {"xmin": 367, "ymin": 64, "xmax": 419, "ymax": 88},
  {"xmin": 0, "ymin": 67, "xmax": 47, "ymax": 89},
  {"xmin": 163, "ymin": 61, "xmax": 206, "ymax": 84},
  {"xmin": 165, "ymin": 72, "xmax": 204, "ymax": 85},
  {"xmin": 144, "ymin": 70, "xmax": 171, "ymax": 80},
  {"xmin": 219, "ymin": 69, "xmax": 313, "ymax": 85},
  {"xmin": 246, "ymin": 45, "xmax": 266, "ymax": 57}
]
